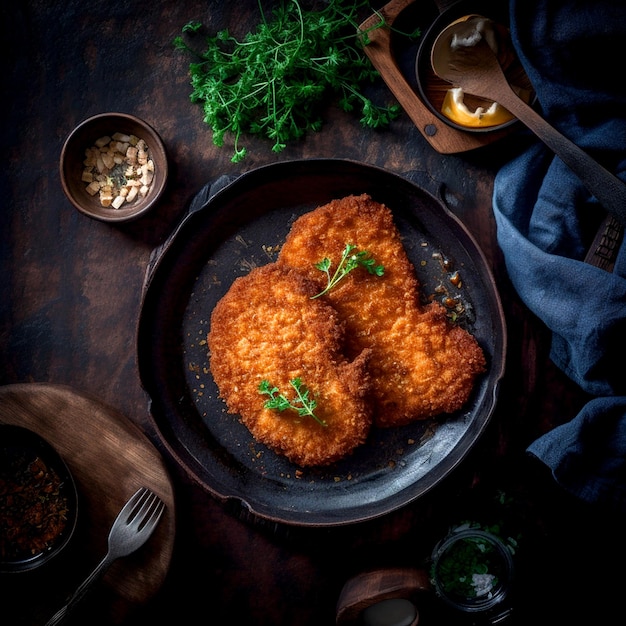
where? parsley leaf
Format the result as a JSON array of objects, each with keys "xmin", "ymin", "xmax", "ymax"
[
  {"xmin": 259, "ymin": 378, "xmax": 326, "ymax": 427},
  {"xmin": 312, "ymin": 243, "xmax": 384, "ymax": 298}
]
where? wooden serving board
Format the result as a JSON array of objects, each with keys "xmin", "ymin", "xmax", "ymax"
[{"xmin": 0, "ymin": 383, "xmax": 175, "ymax": 623}]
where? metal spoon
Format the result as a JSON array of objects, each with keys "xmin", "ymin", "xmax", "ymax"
[{"xmin": 431, "ymin": 17, "xmax": 626, "ymax": 228}]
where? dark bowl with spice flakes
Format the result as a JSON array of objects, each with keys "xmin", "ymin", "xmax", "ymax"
[
  {"xmin": 60, "ymin": 112, "xmax": 168, "ymax": 223},
  {"xmin": 0, "ymin": 424, "xmax": 79, "ymax": 573}
]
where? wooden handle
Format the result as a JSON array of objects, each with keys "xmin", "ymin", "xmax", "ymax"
[{"xmin": 494, "ymin": 88, "xmax": 626, "ymax": 227}]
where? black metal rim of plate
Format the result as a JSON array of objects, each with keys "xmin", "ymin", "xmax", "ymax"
[{"xmin": 136, "ymin": 158, "xmax": 506, "ymax": 527}]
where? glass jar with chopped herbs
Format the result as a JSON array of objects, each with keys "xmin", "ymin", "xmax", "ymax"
[{"xmin": 430, "ymin": 528, "xmax": 515, "ymax": 621}]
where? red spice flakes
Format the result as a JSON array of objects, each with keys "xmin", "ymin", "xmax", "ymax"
[{"xmin": 0, "ymin": 453, "xmax": 69, "ymax": 561}]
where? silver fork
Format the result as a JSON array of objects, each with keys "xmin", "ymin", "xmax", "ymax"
[{"xmin": 45, "ymin": 486, "xmax": 165, "ymax": 626}]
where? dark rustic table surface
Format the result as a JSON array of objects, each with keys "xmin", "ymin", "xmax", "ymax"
[{"xmin": 2, "ymin": 1, "xmax": 623, "ymax": 625}]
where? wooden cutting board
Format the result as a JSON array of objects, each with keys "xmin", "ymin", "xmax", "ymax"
[{"xmin": 0, "ymin": 383, "xmax": 175, "ymax": 623}]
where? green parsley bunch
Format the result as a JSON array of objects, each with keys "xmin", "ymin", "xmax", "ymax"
[{"xmin": 174, "ymin": 0, "xmax": 409, "ymax": 162}]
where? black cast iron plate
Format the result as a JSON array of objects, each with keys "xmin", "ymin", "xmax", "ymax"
[{"xmin": 137, "ymin": 159, "xmax": 506, "ymax": 527}]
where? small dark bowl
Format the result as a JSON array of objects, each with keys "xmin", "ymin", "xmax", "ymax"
[
  {"xmin": 415, "ymin": 9, "xmax": 535, "ymax": 134},
  {"xmin": 60, "ymin": 112, "xmax": 168, "ymax": 223},
  {"xmin": 0, "ymin": 424, "xmax": 78, "ymax": 573}
]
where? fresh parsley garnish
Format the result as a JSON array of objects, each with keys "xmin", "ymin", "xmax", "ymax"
[
  {"xmin": 173, "ymin": 0, "xmax": 418, "ymax": 162},
  {"xmin": 312, "ymin": 243, "xmax": 384, "ymax": 298},
  {"xmin": 259, "ymin": 378, "xmax": 326, "ymax": 427}
]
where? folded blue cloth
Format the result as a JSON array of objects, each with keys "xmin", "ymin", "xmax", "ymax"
[{"xmin": 492, "ymin": 0, "xmax": 626, "ymax": 511}]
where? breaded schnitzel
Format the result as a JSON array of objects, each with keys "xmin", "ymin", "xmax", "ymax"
[
  {"xmin": 277, "ymin": 194, "xmax": 487, "ymax": 428},
  {"xmin": 207, "ymin": 263, "xmax": 372, "ymax": 467}
]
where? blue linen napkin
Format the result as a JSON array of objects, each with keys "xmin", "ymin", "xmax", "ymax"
[{"xmin": 492, "ymin": 0, "xmax": 626, "ymax": 512}]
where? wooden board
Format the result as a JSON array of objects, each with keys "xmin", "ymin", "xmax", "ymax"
[{"xmin": 0, "ymin": 383, "xmax": 175, "ymax": 622}]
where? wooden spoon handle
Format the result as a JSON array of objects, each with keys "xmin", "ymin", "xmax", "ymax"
[{"xmin": 495, "ymin": 88, "xmax": 626, "ymax": 227}]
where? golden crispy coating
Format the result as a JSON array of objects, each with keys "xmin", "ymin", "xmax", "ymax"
[
  {"xmin": 208, "ymin": 263, "xmax": 372, "ymax": 467},
  {"xmin": 277, "ymin": 194, "xmax": 487, "ymax": 427}
]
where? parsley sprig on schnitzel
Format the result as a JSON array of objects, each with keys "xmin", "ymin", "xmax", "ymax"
[
  {"xmin": 259, "ymin": 378, "xmax": 326, "ymax": 427},
  {"xmin": 312, "ymin": 243, "xmax": 384, "ymax": 299}
]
